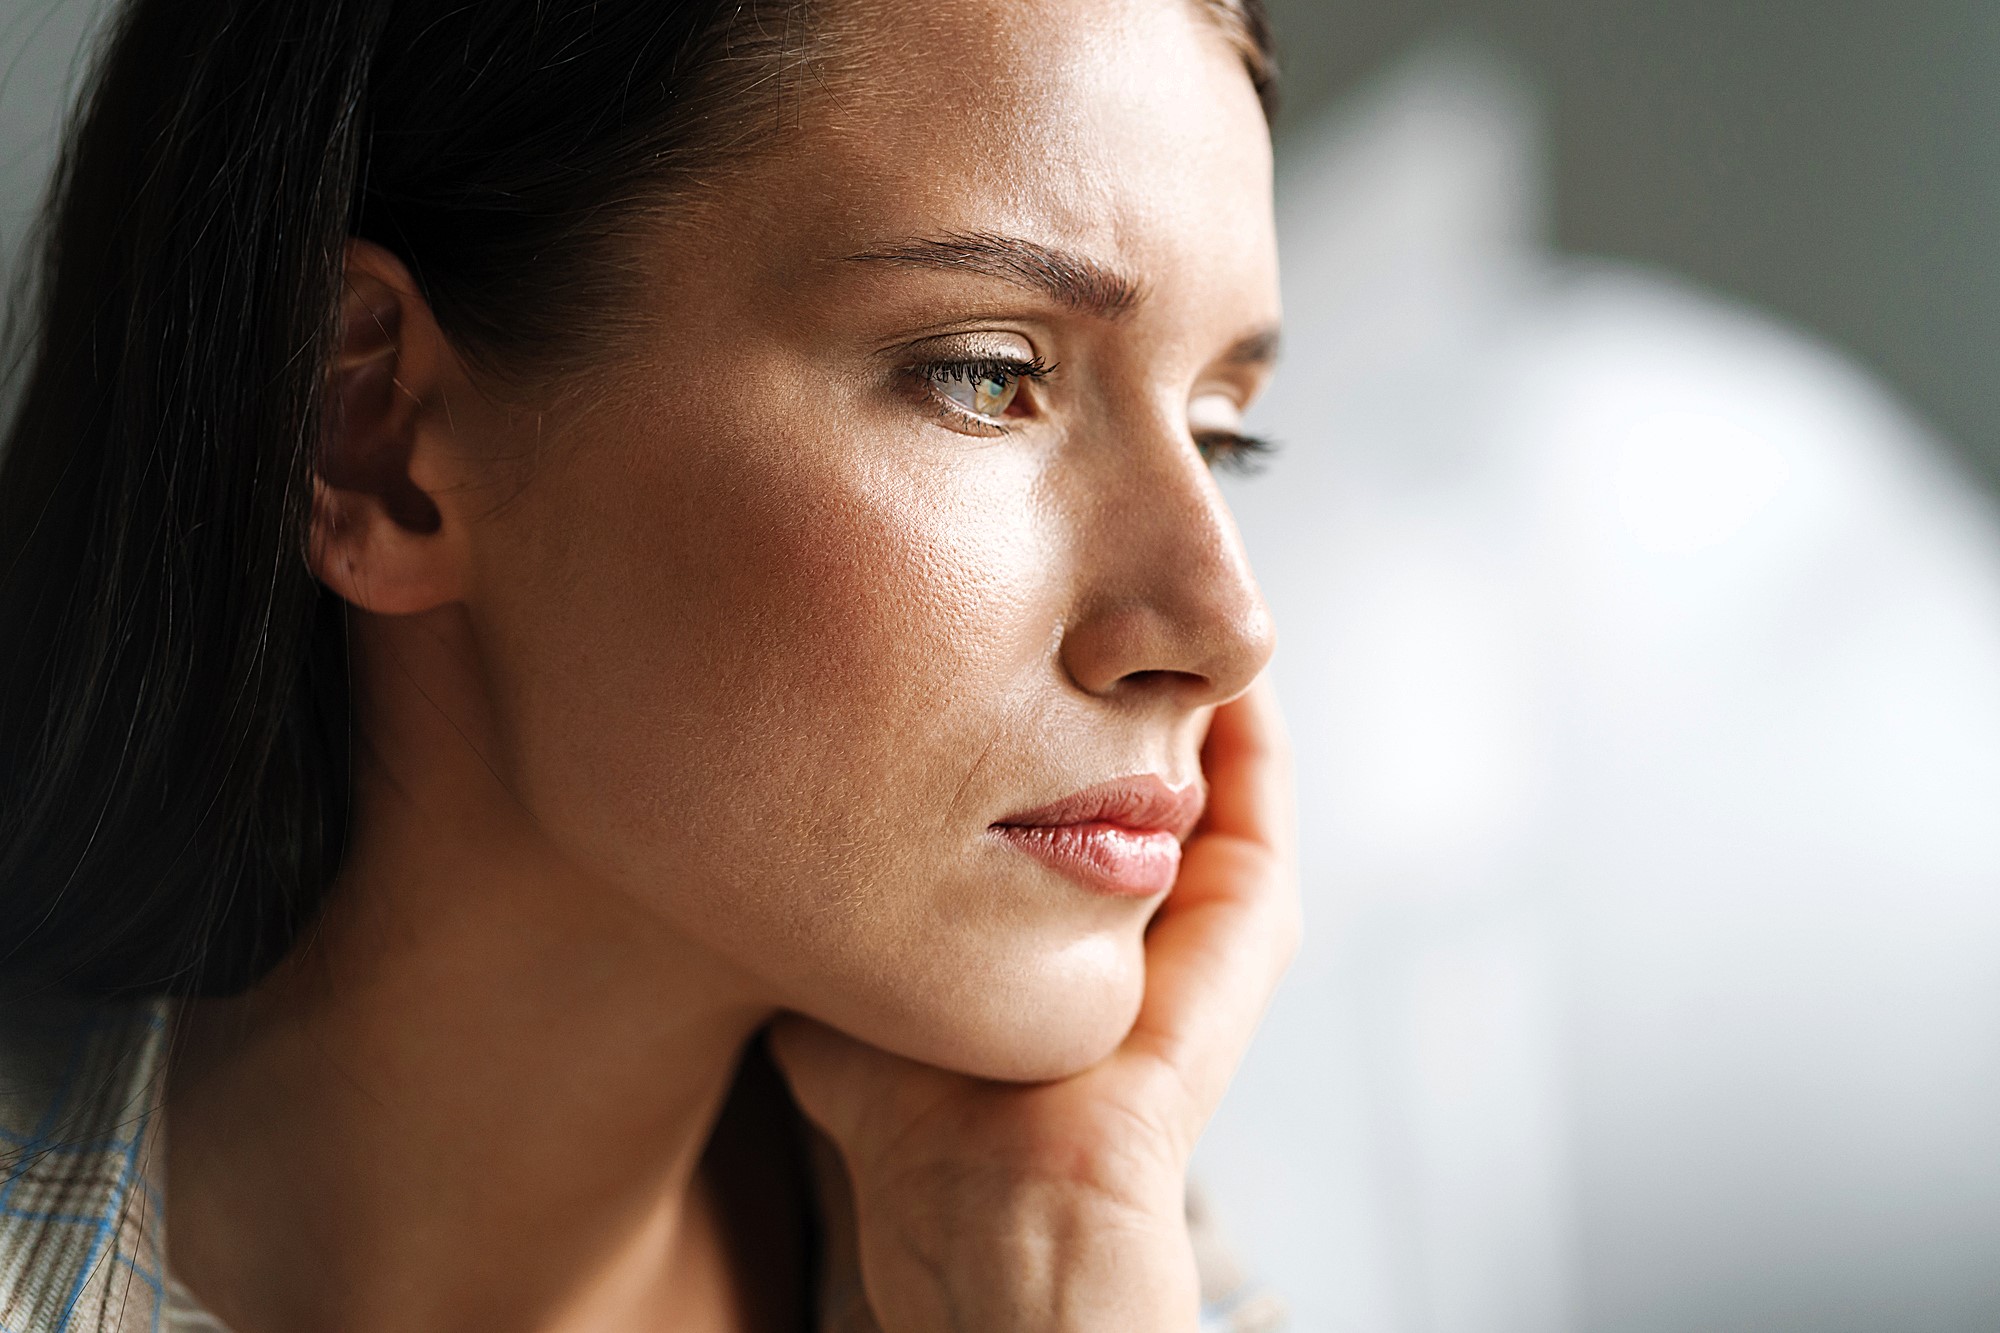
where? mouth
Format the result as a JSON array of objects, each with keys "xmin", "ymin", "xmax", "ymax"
[{"xmin": 990, "ymin": 775, "xmax": 1207, "ymax": 899}]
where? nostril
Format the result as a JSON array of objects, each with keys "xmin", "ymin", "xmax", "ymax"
[{"xmin": 1113, "ymin": 667, "xmax": 1210, "ymax": 696}]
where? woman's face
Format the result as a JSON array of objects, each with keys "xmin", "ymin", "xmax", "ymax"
[{"xmin": 458, "ymin": 0, "xmax": 1278, "ymax": 1080}]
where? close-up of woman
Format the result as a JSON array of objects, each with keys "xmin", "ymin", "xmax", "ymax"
[{"xmin": 0, "ymin": 1, "xmax": 1298, "ymax": 1331}]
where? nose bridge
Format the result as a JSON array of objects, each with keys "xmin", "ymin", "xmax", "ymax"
[{"xmin": 1058, "ymin": 404, "xmax": 1274, "ymax": 701}]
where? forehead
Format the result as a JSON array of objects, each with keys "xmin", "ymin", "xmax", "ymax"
[{"xmin": 729, "ymin": 0, "xmax": 1277, "ymax": 321}]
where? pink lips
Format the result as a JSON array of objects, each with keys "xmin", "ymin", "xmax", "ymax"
[{"xmin": 992, "ymin": 775, "xmax": 1207, "ymax": 898}]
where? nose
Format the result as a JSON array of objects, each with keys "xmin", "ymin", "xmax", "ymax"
[{"xmin": 1057, "ymin": 413, "xmax": 1275, "ymax": 707}]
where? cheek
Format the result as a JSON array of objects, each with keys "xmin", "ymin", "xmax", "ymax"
[
  {"xmin": 469, "ymin": 391, "xmax": 1073, "ymax": 947},
  {"xmin": 462, "ymin": 374, "xmax": 1150, "ymax": 1079},
  {"xmin": 635, "ymin": 424, "xmax": 1055, "ymax": 838}
]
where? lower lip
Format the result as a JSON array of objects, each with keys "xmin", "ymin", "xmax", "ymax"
[{"xmin": 992, "ymin": 822, "xmax": 1182, "ymax": 898}]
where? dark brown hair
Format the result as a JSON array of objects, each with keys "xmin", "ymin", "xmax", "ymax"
[{"xmin": 0, "ymin": 0, "xmax": 1275, "ymax": 998}]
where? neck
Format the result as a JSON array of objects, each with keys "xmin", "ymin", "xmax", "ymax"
[{"xmin": 166, "ymin": 610, "xmax": 784, "ymax": 1333}]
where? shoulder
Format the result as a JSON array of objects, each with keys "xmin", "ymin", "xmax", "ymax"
[
  {"xmin": 1, "ymin": 993, "xmax": 164, "ymax": 1160},
  {"xmin": 0, "ymin": 993, "xmax": 170, "ymax": 1333}
]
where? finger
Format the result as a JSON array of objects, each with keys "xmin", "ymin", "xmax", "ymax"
[
  {"xmin": 767, "ymin": 1015, "xmax": 958, "ymax": 1170},
  {"xmin": 1192, "ymin": 675, "xmax": 1295, "ymax": 860},
  {"xmin": 1123, "ymin": 677, "xmax": 1300, "ymax": 1121},
  {"xmin": 1126, "ymin": 837, "xmax": 1298, "ymax": 1120},
  {"xmin": 767, "ymin": 1014, "xmax": 895, "ymax": 1145}
]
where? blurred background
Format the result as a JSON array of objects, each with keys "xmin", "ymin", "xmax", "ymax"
[
  {"xmin": 5, "ymin": 2, "xmax": 1999, "ymax": 1331},
  {"xmin": 1202, "ymin": 5, "xmax": 2000, "ymax": 1333}
]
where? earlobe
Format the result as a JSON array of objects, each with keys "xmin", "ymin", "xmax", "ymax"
[{"xmin": 311, "ymin": 240, "xmax": 467, "ymax": 615}]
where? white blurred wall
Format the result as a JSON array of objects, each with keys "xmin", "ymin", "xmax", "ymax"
[
  {"xmin": 1197, "ymin": 44, "xmax": 2000, "ymax": 1333},
  {"xmin": 0, "ymin": 0, "xmax": 103, "ymax": 297}
]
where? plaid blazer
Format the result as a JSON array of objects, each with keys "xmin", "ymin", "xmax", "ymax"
[{"xmin": 0, "ymin": 997, "xmax": 1284, "ymax": 1333}]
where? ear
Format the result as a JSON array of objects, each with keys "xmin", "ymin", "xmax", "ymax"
[{"xmin": 310, "ymin": 239, "xmax": 471, "ymax": 614}]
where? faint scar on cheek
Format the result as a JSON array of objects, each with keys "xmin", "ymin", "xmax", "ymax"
[{"xmin": 948, "ymin": 713, "xmax": 1011, "ymax": 831}]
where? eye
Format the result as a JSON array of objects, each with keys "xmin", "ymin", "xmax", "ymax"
[
  {"xmin": 915, "ymin": 355, "xmax": 1052, "ymax": 429},
  {"xmin": 938, "ymin": 364, "xmax": 1022, "ymax": 418},
  {"xmin": 1188, "ymin": 391, "xmax": 1277, "ymax": 475},
  {"xmin": 1195, "ymin": 429, "xmax": 1278, "ymax": 475}
]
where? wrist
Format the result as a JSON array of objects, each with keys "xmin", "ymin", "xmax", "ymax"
[{"xmin": 868, "ymin": 1177, "xmax": 1202, "ymax": 1333}]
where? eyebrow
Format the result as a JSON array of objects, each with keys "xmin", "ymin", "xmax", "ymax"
[
  {"xmin": 1222, "ymin": 326, "xmax": 1282, "ymax": 370},
  {"xmin": 843, "ymin": 231, "xmax": 1146, "ymax": 319}
]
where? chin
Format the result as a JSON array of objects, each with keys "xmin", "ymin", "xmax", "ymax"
[{"xmin": 878, "ymin": 931, "xmax": 1150, "ymax": 1084}]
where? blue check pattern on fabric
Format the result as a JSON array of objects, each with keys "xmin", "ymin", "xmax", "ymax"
[
  {"xmin": 1, "ymin": 998, "xmax": 168, "ymax": 1333},
  {"xmin": 0, "ymin": 997, "xmax": 1281, "ymax": 1333}
]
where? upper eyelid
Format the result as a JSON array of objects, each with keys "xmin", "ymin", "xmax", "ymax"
[
  {"xmin": 885, "ymin": 326, "xmax": 1042, "ymax": 360},
  {"xmin": 1196, "ymin": 361, "xmax": 1271, "ymax": 401}
]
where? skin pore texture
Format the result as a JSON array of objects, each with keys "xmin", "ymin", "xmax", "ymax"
[{"xmin": 164, "ymin": 1, "xmax": 1295, "ymax": 1330}]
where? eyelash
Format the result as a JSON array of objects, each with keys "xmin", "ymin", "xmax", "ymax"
[
  {"xmin": 909, "ymin": 355, "xmax": 1278, "ymax": 474},
  {"xmin": 911, "ymin": 355, "xmax": 1055, "ymax": 430},
  {"xmin": 1195, "ymin": 429, "xmax": 1279, "ymax": 476}
]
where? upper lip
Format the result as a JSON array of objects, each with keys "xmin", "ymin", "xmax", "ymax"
[{"xmin": 993, "ymin": 774, "xmax": 1208, "ymax": 842}]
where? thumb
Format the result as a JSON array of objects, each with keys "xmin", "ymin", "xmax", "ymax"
[{"xmin": 767, "ymin": 1014, "xmax": 951, "ymax": 1162}]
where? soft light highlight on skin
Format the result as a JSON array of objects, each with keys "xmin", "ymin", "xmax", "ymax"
[
  {"xmin": 457, "ymin": 0, "xmax": 1280, "ymax": 1077},
  {"xmin": 168, "ymin": 1, "xmax": 1282, "ymax": 1330}
]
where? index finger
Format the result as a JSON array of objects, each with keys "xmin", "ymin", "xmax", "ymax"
[
  {"xmin": 1119, "ymin": 674, "xmax": 1300, "ymax": 1122},
  {"xmin": 1193, "ymin": 674, "xmax": 1296, "ymax": 860}
]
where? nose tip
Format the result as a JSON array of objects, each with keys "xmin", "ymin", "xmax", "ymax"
[
  {"xmin": 1059, "ymin": 510, "xmax": 1275, "ymax": 707},
  {"xmin": 1225, "ymin": 590, "xmax": 1278, "ymax": 692}
]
